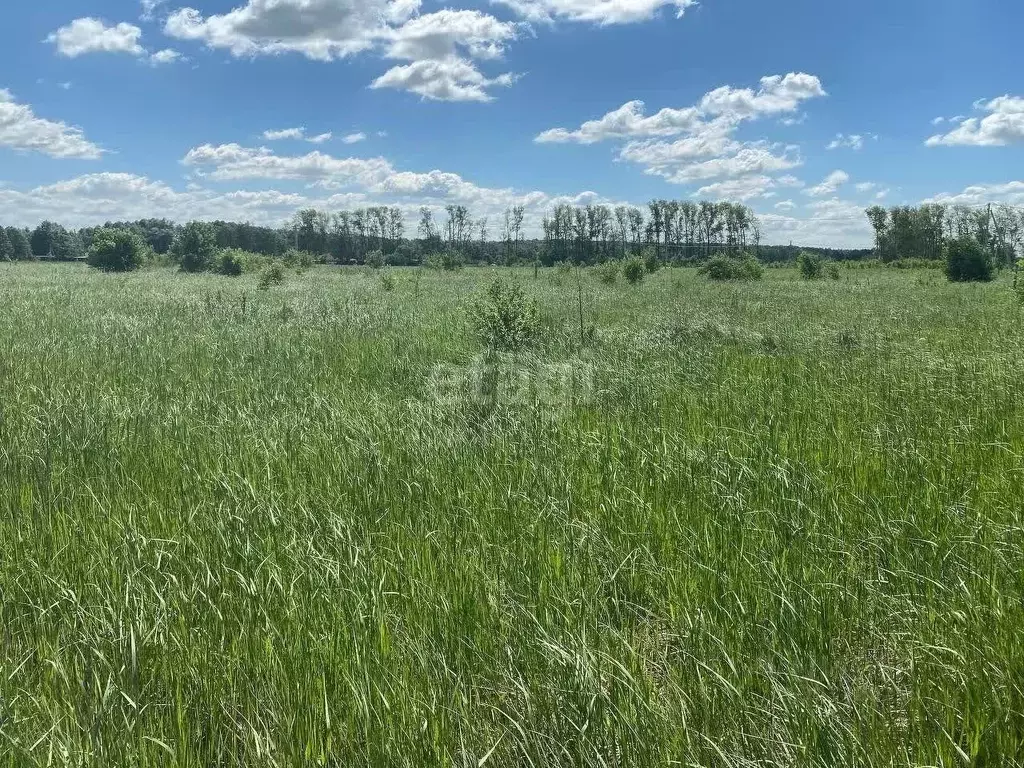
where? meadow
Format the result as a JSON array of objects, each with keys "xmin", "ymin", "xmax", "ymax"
[{"xmin": 1, "ymin": 261, "xmax": 1023, "ymax": 767}]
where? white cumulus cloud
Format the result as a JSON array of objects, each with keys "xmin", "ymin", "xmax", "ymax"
[
  {"xmin": 48, "ymin": 18, "xmax": 145, "ymax": 57},
  {"xmin": 926, "ymin": 96, "xmax": 1024, "ymax": 147},
  {"xmin": 536, "ymin": 73, "xmax": 823, "ymax": 188},
  {"xmin": 804, "ymin": 170, "xmax": 850, "ymax": 197},
  {"xmin": 0, "ymin": 89, "xmax": 104, "ymax": 159},
  {"xmin": 165, "ymin": 2, "xmax": 519, "ymax": 102}
]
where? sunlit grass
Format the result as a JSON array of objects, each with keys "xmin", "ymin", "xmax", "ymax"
[{"xmin": 1, "ymin": 262, "xmax": 1023, "ymax": 766}]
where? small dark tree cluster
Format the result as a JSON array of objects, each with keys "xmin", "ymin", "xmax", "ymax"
[
  {"xmin": 945, "ymin": 236, "xmax": 993, "ymax": 282},
  {"xmin": 30, "ymin": 221, "xmax": 84, "ymax": 260}
]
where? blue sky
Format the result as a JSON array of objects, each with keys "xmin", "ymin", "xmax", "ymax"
[{"xmin": 2, "ymin": 0, "xmax": 1023, "ymax": 246}]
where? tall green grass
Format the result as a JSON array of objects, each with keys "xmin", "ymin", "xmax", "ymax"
[{"xmin": 1, "ymin": 262, "xmax": 1023, "ymax": 766}]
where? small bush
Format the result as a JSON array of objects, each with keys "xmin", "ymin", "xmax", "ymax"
[
  {"xmin": 827, "ymin": 263, "xmax": 841, "ymax": 280},
  {"xmin": 86, "ymin": 228, "xmax": 146, "ymax": 272},
  {"xmin": 469, "ymin": 278, "xmax": 540, "ymax": 352},
  {"xmin": 366, "ymin": 250, "xmax": 386, "ymax": 270},
  {"xmin": 644, "ymin": 249, "xmax": 663, "ymax": 274},
  {"xmin": 945, "ymin": 236, "xmax": 993, "ymax": 283},
  {"xmin": 425, "ymin": 251, "xmax": 465, "ymax": 271},
  {"xmin": 380, "ymin": 270, "xmax": 396, "ymax": 292},
  {"xmin": 797, "ymin": 251, "xmax": 825, "ymax": 280},
  {"xmin": 257, "ymin": 262, "xmax": 286, "ymax": 290},
  {"xmin": 623, "ymin": 257, "xmax": 646, "ymax": 285},
  {"xmin": 700, "ymin": 254, "xmax": 763, "ymax": 281},
  {"xmin": 595, "ymin": 261, "xmax": 619, "ymax": 284},
  {"xmin": 216, "ymin": 249, "xmax": 245, "ymax": 277}
]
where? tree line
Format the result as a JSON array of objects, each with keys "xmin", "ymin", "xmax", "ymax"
[
  {"xmin": 5, "ymin": 200, "xmax": 1020, "ymax": 268},
  {"xmin": 543, "ymin": 200, "xmax": 761, "ymax": 264},
  {"xmin": 866, "ymin": 203, "xmax": 1023, "ymax": 266}
]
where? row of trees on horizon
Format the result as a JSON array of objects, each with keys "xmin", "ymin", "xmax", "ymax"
[
  {"xmin": 866, "ymin": 203, "xmax": 1024, "ymax": 266},
  {"xmin": 2, "ymin": 200, "xmax": 1019, "ymax": 267}
]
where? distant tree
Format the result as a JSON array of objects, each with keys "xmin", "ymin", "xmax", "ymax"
[
  {"xmin": 418, "ymin": 207, "xmax": 440, "ymax": 254},
  {"xmin": 31, "ymin": 221, "xmax": 83, "ymax": 260},
  {"xmin": 87, "ymin": 228, "xmax": 146, "ymax": 272},
  {"xmin": 30, "ymin": 221, "xmax": 59, "ymax": 256},
  {"xmin": 0, "ymin": 226, "xmax": 11, "ymax": 261},
  {"xmin": 172, "ymin": 221, "xmax": 218, "ymax": 273},
  {"xmin": 138, "ymin": 219, "xmax": 177, "ymax": 254},
  {"xmin": 511, "ymin": 205, "xmax": 525, "ymax": 261},
  {"xmin": 6, "ymin": 228, "xmax": 31, "ymax": 261}
]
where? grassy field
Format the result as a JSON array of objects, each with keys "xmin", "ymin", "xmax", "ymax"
[{"xmin": 1, "ymin": 262, "xmax": 1023, "ymax": 767}]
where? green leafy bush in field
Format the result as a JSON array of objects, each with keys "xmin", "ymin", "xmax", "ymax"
[
  {"xmin": 86, "ymin": 228, "xmax": 146, "ymax": 273},
  {"xmin": 595, "ymin": 261, "xmax": 619, "ymax": 284},
  {"xmin": 366, "ymin": 250, "xmax": 386, "ymax": 270},
  {"xmin": 623, "ymin": 256, "xmax": 646, "ymax": 285},
  {"xmin": 172, "ymin": 222, "xmax": 218, "ymax": 273},
  {"xmin": 827, "ymin": 263, "xmax": 841, "ymax": 280},
  {"xmin": 797, "ymin": 251, "xmax": 825, "ymax": 280},
  {"xmin": 216, "ymin": 249, "xmax": 246, "ymax": 277},
  {"xmin": 380, "ymin": 270, "xmax": 396, "ymax": 292},
  {"xmin": 257, "ymin": 262, "xmax": 286, "ymax": 290},
  {"xmin": 469, "ymin": 278, "xmax": 540, "ymax": 352},
  {"xmin": 945, "ymin": 236, "xmax": 993, "ymax": 282},
  {"xmin": 424, "ymin": 251, "xmax": 465, "ymax": 271},
  {"xmin": 701, "ymin": 254, "xmax": 764, "ymax": 281},
  {"xmin": 281, "ymin": 249, "xmax": 315, "ymax": 272},
  {"xmin": 644, "ymin": 248, "xmax": 663, "ymax": 274}
]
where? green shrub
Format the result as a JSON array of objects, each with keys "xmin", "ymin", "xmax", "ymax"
[
  {"xmin": 216, "ymin": 249, "xmax": 246, "ymax": 276},
  {"xmin": 86, "ymin": 228, "xmax": 146, "ymax": 272},
  {"xmin": 595, "ymin": 261, "xmax": 619, "ymax": 284},
  {"xmin": 172, "ymin": 222, "xmax": 218, "ymax": 273},
  {"xmin": 644, "ymin": 248, "xmax": 663, "ymax": 274},
  {"xmin": 469, "ymin": 278, "xmax": 540, "ymax": 352},
  {"xmin": 380, "ymin": 270, "xmax": 396, "ymax": 292},
  {"xmin": 366, "ymin": 250, "xmax": 386, "ymax": 270},
  {"xmin": 797, "ymin": 251, "xmax": 825, "ymax": 280},
  {"xmin": 425, "ymin": 251, "xmax": 465, "ymax": 271},
  {"xmin": 277, "ymin": 249, "xmax": 315, "ymax": 273},
  {"xmin": 945, "ymin": 236, "xmax": 993, "ymax": 282},
  {"xmin": 700, "ymin": 254, "xmax": 763, "ymax": 281},
  {"xmin": 623, "ymin": 257, "xmax": 646, "ymax": 285},
  {"xmin": 257, "ymin": 262, "xmax": 286, "ymax": 290},
  {"xmin": 827, "ymin": 263, "xmax": 841, "ymax": 280}
]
